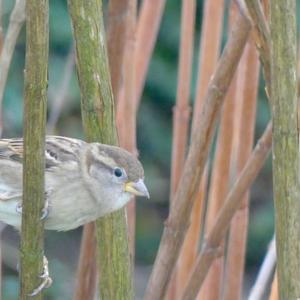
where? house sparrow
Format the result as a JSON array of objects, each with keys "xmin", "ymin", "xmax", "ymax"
[
  {"xmin": 0, "ymin": 136, "xmax": 149, "ymax": 295},
  {"xmin": 0, "ymin": 136, "xmax": 149, "ymax": 230}
]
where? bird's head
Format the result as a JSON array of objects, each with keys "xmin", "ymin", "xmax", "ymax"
[{"xmin": 81, "ymin": 143, "xmax": 149, "ymax": 213}]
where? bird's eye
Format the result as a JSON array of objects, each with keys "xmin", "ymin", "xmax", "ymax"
[{"xmin": 114, "ymin": 167, "xmax": 123, "ymax": 178}]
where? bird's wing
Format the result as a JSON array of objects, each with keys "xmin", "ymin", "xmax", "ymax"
[
  {"xmin": 0, "ymin": 136, "xmax": 86, "ymax": 201},
  {"xmin": 0, "ymin": 136, "xmax": 86, "ymax": 170}
]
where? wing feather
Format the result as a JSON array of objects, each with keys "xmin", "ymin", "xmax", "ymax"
[{"xmin": 0, "ymin": 136, "xmax": 86, "ymax": 170}]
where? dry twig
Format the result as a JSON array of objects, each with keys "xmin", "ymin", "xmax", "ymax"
[
  {"xmin": 244, "ymin": 0, "xmax": 270, "ymax": 96},
  {"xmin": 144, "ymin": 12, "xmax": 251, "ymax": 300},
  {"xmin": 181, "ymin": 122, "xmax": 272, "ymax": 300},
  {"xmin": 223, "ymin": 38, "xmax": 260, "ymax": 300}
]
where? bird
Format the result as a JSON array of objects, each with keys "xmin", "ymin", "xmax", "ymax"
[{"xmin": 0, "ymin": 135, "xmax": 149, "ymax": 295}]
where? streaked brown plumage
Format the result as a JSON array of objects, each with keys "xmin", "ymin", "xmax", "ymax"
[{"xmin": 0, "ymin": 136, "xmax": 149, "ymax": 231}]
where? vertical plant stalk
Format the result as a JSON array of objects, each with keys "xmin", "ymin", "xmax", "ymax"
[
  {"xmin": 222, "ymin": 38, "xmax": 260, "ymax": 300},
  {"xmin": 74, "ymin": 1, "xmax": 132, "ymax": 298},
  {"xmin": 198, "ymin": 3, "xmax": 234, "ymax": 299},
  {"xmin": 67, "ymin": 1, "xmax": 133, "ymax": 300},
  {"xmin": 181, "ymin": 123, "xmax": 272, "ymax": 300},
  {"xmin": 0, "ymin": 0, "xmax": 25, "ymax": 134},
  {"xmin": 144, "ymin": 12, "xmax": 251, "ymax": 300},
  {"xmin": 20, "ymin": 0, "xmax": 49, "ymax": 299},
  {"xmin": 199, "ymin": 79, "xmax": 237, "ymax": 300},
  {"xmin": 185, "ymin": 0, "xmax": 225, "ymax": 294},
  {"xmin": 117, "ymin": 0, "xmax": 138, "ymax": 258},
  {"xmin": 248, "ymin": 237, "xmax": 276, "ymax": 300},
  {"xmin": 134, "ymin": 0, "xmax": 166, "ymax": 105},
  {"xmin": 191, "ymin": 0, "xmax": 225, "ymax": 131},
  {"xmin": 107, "ymin": 0, "xmax": 131, "ymax": 103},
  {"xmin": 176, "ymin": 0, "xmax": 225, "ymax": 297},
  {"xmin": 74, "ymin": 223, "xmax": 97, "ymax": 300},
  {"xmin": 270, "ymin": 0, "xmax": 300, "ymax": 298},
  {"xmin": 166, "ymin": 1, "xmax": 195, "ymax": 298},
  {"xmin": 245, "ymin": 0, "xmax": 270, "ymax": 96}
]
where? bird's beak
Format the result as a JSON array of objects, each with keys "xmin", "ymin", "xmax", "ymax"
[{"xmin": 125, "ymin": 179, "xmax": 150, "ymax": 198}]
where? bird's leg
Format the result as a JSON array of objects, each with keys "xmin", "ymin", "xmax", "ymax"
[
  {"xmin": 29, "ymin": 256, "xmax": 53, "ymax": 296},
  {"xmin": 15, "ymin": 201, "xmax": 22, "ymax": 214},
  {"xmin": 16, "ymin": 190, "xmax": 51, "ymax": 220},
  {"xmin": 40, "ymin": 191, "xmax": 50, "ymax": 220}
]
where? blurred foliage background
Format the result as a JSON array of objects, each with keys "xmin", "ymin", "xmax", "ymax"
[{"xmin": 0, "ymin": 0, "xmax": 292, "ymax": 299}]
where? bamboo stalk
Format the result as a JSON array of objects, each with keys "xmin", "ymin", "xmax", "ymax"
[
  {"xmin": 177, "ymin": 169, "xmax": 208, "ymax": 298},
  {"xmin": 270, "ymin": 0, "xmax": 300, "ymax": 298},
  {"xmin": 199, "ymin": 75, "xmax": 237, "ymax": 300},
  {"xmin": 197, "ymin": 3, "xmax": 234, "ymax": 299},
  {"xmin": 73, "ymin": 2, "xmax": 133, "ymax": 298},
  {"xmin": 134, "ymin": 0, "xmax": 166, "ymax": 105},
  {"xmin": 174, "ymin": 0, "xmax": 225, "ymax": 297},
  {"xmin": 181, "ymin": 122, "xmax": 272, "ymax": 300},
  {"xmin": 20, "ymin": 0, "xmax": 49, "ymax": 299},
  {"xmin": 118, "ymin": 0, "xmax": 137, "ymax": 259},
  {"xmin": 73, "ymin": 224, "xmax": 97, "ymax": 300},
  {"xmin": 191, "ymin": 0, "xmax": 225, "ymax": 132},
  {"xmin": 144, "ymin": 12, "xmax": 251, "ymax": 300},
  {"xmin": 67, "ymin": 1, "xmax": 133, "ymax": 299},
  {"xmin": 244, "ymin": 0, "xmax": 270, "ymax": 97},
  {"xmin": 107, "ymin": 0, "xmax": 131, "ymax": 103},
  {"xmin": 248, "ymin": 237, "xmax": 276, "ymax": 300},
  {"xmin": 74, "ymin": 0, "xmax": 162, "ymax": 296},
  {"xmin": 166, "ymin": 1, "xmax": 195, "ymax": 298},
  {"xmin": 222, "ymin": 37, "xmax": 260, "ymax": 300},
  {"xmin": 184, "ymin": 4, "xmax": 226, "ymax": 294}
]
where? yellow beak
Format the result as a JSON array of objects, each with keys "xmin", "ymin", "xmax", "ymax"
[{"xmin": 125, "ymin": 179, "xmax": 150, "ymax": 198}]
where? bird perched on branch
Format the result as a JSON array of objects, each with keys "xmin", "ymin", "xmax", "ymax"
[{"xmin": 0, "ymin": 136, "xmax": 149, "ymax": 295}]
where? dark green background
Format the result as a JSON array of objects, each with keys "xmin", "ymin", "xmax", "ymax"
[{"xmin": 2, "ymin": 0, "xmax": 298, "ymax": 299}]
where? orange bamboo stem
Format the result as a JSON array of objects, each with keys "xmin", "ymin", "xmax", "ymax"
[
  {"xmin": 191, "ymin": 0, "xmax": 225, "ymax": 132},
  {"xmin": 222, "ymin": 38, "xmax": 260, "ymax": 300},
  {"xmin": 185, "ymin": 0, "xmax": 226, "ymax": 294},
  {"xmin": 165, "ymin": 1, "xmax": 196, "ymax": 298},
  {"xmin": 181, "ymin": 122, "xmax": 272, "ymax": 300},
  {"xmin": 144, "ymin": 12, "xmax": 251, "ymax": 300},
  {"xmin": 107, "ymin": 1, "xmax": 131, "ymax": 103},
  {"xmin": 199, "ymin": 77, "xmax": 237, "ymax": 300},
  {"xmin": 197, "ymin": 3, "xmax": 235, "ymax": 299},
  {"xmin": 134, "ymin": 0, "xmax": 166, "ymax": 105},
  {"xmin": 118, "ymin": 0, "xmax": 137, "ymax": 258},
  {"xmin": 73, "ymin": 224, "xmax": 97, "ymax": 300},
  {"xmin": 177, "ymin": 1, "xmax": 225, "ymax": 298}
]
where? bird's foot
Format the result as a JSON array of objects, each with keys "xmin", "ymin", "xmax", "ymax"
[
  {"xmin": 16, "ymin": 202, "xmax": 22, "ymax": 214},
  {"xmin": 41, "ymin": 197, "xmax": 50, "ymax": 220},
  {"xmin": 15, "ymin": 191, "xmax": 51, "ymax": 220},
  {"xmin": 29, "ymin": 256, "xmax": 53, "ymax": 297}
]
